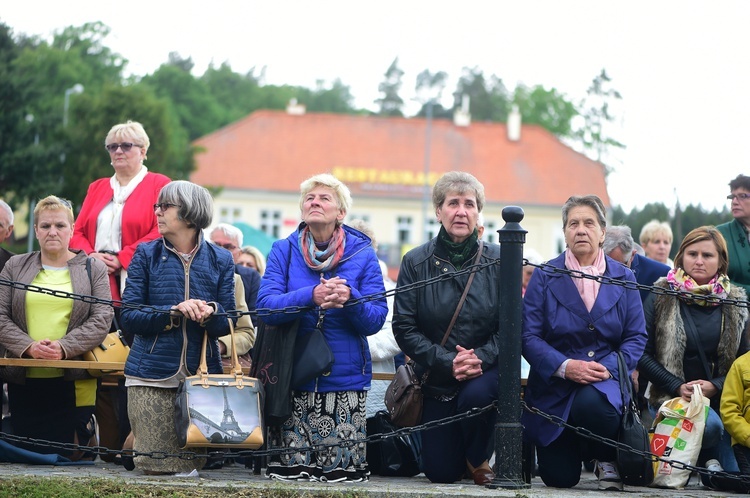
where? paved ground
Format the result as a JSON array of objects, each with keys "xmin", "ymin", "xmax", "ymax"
[{"xmin": 0, "ymin": 460, "xmax": 737, "ymax": 497}]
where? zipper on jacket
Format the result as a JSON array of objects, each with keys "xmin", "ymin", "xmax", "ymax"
[{"xmin": 163, "ymin": 240, "xmax": 195, "ymax": 363}]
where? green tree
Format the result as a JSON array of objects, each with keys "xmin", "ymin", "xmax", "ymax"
[
  {"xmin": 201, "ymin": 62, "xmax": 263, "ymax": 124},
  {"xmin": 140, "ymin": 52, "xmax": 224, "ymax": 140},
  {"xmin": 64, "ymin": 84, "xmax": 193, "ymax": 204},
  {"xmin": 611, "ymin": 202, "xmax": 730, "ymax": 260},
  {"xmin": 0, "ymin": 22, "xmax": 33, "ymax": 208},
  {"xmin": 414, "ymin": 69, "xmax": 450, "ymax": 118},
  {"xmin": 512, "ymin": 84, "xmax": 578, "ymax": 138},
  {"xmin": 297, "ymin": 79, "xmax": 357, "ymax": 114},
  {"xmin": 375, "ymin": 57, "xmax": 404, "ymax": 117},
  {"xmin": 2, "ymin": 22, "xmax": 128, "ymax": 206},
  {"xmin": 454, "ymin": 67, "xmax": 509, "ymax": 122},
  {"xmin": 576, "ymin": 69, "xmax": 625, "ymax": 172}
]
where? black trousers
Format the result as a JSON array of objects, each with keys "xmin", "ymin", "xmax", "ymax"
[
  {"xmin": 420, "ymin": 366, "xmax": 498, "ymax": 483},
  {"xmin": 8, "ymin": 377, "xmax": 76, "ymax": 456},
  {"xmin": 536, "ymin": 384, "xmax": 621, "ymax": 488}
]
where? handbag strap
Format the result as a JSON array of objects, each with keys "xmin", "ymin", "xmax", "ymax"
[
  {"xmin": 439, "ymin": 241, "xmax": 484, "ymax": 347},
  {"xmin": 617, "ymin": 351, "xmax": 635, "ymax": 410},
  {"xmin": 198, "ymin": 318, "xmax": 242, "ymax": 377},
  {"xmin": 681, "ymin": 306, "xmax": 713, "ymax": 379}
]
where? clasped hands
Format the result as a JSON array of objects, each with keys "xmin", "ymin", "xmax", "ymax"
[
  {"xmin": 91, "ymin": 251, "xmax": 122, "ymax": 274},
  {"xmin": 26, "ymin": 339, "xmax": 63, "ymax": 360},
  {"xmin": 453, "ymin": 345, "xmax": 482, "ymax": 381},
  {"xmin": 313, "ymin": 276, "xmax": 350, "ymax": 309},
  {"xmin": 564, "ymin": 359, "xmax": 611, "ymax": 384},
  {"xmin": 171, "ymin": 299, "xmax": 214, "ymax": 322}
]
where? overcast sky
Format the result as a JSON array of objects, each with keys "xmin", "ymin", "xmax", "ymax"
[{"xmin": 3, "ymin": 1, "xmax": 748, "ymax": 212}]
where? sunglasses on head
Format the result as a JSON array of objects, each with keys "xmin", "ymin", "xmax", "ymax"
[{"xmin": 105, "ymin": 142, "xmax": 140, "ymax": 153}]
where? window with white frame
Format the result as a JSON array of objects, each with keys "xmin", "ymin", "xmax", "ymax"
[
  {"xmin": 397, "ymin": 216, "xmax": 413, "ymax": 244},
  {"xmin": 348, "ymin": 213, "xmax": 370, "ymax": 224},
  {"xmin": 260, "ymin": 209, "xmax": 282, "ymax": 238},
  {"xmin": 218, "ymin": 206, "xmax": 242, "ymax": 224},
  {"xmin": 425, "ymin": 218, "xmax": 440, "ymax": 241},
  {"xmin": 483, "ymin": 220, "xmax": 497, "ymax": 243}
]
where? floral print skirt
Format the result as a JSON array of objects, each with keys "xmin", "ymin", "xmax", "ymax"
[{"xmin": 266, "ymin": 390, "xmax": 369, "ymax": 482}]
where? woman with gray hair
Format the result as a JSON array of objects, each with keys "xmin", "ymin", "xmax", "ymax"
[
  {"xmin": 121, "ymin": 181, "xmax": 235, "ymax": 475},
  {"xmin": 257, "ymin": 173, "xmax": 387, "ymax": 482},
  {"xmin": 522, "ymin": 195, "xmax": 647, "ymax": 490},
  {"xmin": 393, "ymin": 171, "xmax": 502, "ymax": 485}
]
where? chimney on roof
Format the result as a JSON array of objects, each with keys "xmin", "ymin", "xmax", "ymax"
[
  {"xmin": 453, "ymin": 94, "xmax": 471, "ymax": 127},
  {"xmin": 507, "ymin": 104, "xmax": 521, "ymax": 141},
  {"xmin": 286, "ymin": 98, "xmax": 306, "ymax": 115}
]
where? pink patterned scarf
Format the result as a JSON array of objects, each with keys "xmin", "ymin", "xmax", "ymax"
[
  {"xmin": 667, "ymin": 268, "xmax": 730, "ymax": 306},
  {"xmin": 565, "ymin": 248, "xmax": 606, "ymax": 312},
  {"xmin": 298, "ymin": 224, "xmax": 346, "ymax": 272}
]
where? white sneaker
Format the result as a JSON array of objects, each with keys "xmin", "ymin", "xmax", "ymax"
[
  {"xmin": 706, "ymin": 459, "xmax": 723, "ymax": 473},
  {"xmin": 594, "ymin": 461, "xmax": 623, "ymax": 491}
]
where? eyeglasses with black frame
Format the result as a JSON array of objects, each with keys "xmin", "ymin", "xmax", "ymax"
[
  {"xmin": 105, "ymin": 142, "xmax": 141, "ymax": 153},
  {"xmin": 727, "ymin": 193, "xmax": 750, "ymax": 201},
  {"xmin": 153, "ymin": 203, "xmax": 181, "ymax": 212}
]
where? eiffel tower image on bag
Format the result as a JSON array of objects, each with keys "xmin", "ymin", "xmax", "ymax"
[{"xmin": 189, "ymin": 386, "xmax": 253, "ymax": 444}]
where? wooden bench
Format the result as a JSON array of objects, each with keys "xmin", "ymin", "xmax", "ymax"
[{"xmin": 0, "ymin": 358, "xmax": 250, "ymax": 376}]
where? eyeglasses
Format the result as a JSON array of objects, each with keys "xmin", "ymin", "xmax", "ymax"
[
  {"xmin": 153, "ymin": 203, "xmax": 181, "ymax": 212},
  {"xmin": 105, "ymin": 142, "xmax": 140, "ymax": 153},
  {"xmin": 727, "ymin": 193, "xmax": 750, "ymax": 201},
  {"xmin": 214, "ymin": 242, "xmax": 238, "ymax": 251}
]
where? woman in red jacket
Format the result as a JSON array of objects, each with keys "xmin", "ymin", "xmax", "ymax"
[
  {"xmin": 71, "ymin": 121, "xmax": 170, "ymax": 304},
  {"xmin": 69, "ymin": 120, "xmax": 170, "ymax": 459}
]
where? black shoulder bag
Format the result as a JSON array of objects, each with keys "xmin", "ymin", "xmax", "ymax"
[{"xmin": 616, "ymin": 351, "xmax": 654, "ymax": 486}]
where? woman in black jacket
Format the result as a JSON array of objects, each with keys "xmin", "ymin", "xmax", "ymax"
[
  {"xmin": 393, "ymin": 171, "xmax": 501, "ymax": 485},
  {"xmin": 639, "ymin": 226, "xmax": 749, "ymax": 481}
]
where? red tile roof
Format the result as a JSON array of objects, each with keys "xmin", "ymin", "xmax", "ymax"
[{"xmin": 191, "ymin": 110, "xmax": 610, "ymax": 208}]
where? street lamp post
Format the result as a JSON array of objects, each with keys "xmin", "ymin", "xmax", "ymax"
[
  {"xmin": 421, "ymin": 99, "xmax": 434, "ymax": 244},
  {"xmin": 27, "ymin": 84, "xmax": 84, "ymax": 251}
]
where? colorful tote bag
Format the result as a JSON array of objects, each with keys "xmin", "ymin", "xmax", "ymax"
[{"xmin": 649, "ymin": 384, "xmax": 710, "ymax": 489}]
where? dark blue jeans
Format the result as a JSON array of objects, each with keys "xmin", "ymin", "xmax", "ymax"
[
  {"xmin": 536, "ymin": 385, "xmax": 621, "ymax": 488},
  {"xmin": 420, "ymin": 366, "xmax": 499, "ymax": 483}
]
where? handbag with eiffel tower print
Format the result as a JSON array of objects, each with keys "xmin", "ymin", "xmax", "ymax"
[{"xmin": 175, "ymin": 318, "xmax": 265, "ymax": 449}]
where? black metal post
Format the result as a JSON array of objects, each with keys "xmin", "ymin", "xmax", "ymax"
[{"xmin": 487, "ymin": 206, "xmax": 530, "ymax": 489}]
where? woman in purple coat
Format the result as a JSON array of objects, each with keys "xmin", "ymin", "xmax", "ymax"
[{"xmin": 521, "ymin": 195, "xmax": 647, "ymax": 490}]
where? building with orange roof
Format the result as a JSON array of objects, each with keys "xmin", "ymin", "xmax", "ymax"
[{"xmin": 191, "ymin": 104, "xmax": 610, "ymax": 272}]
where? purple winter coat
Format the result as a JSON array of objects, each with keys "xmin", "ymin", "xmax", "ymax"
[{"xmin": 521, "ymin": 252, "xmax": 647, "ymax": 446}]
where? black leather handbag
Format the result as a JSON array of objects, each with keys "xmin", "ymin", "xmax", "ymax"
[
  {"xmin": 616, "ymin": 351, "xmax": 654, "ymax": 486},
  {"xmin": 291, "ymin": 310, "xmax": 334, "ymax": 387}
]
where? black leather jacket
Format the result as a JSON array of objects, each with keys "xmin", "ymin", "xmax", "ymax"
[{"xmin": 393, "ymin": 238, "xmax": 502, "ymax": 397}]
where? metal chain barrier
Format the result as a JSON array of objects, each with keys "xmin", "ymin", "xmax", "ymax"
[
  {"xmin": 3, "ymin": 255, "xmax": 750, "ymax": 485},
  {"xmin": 0, "ymin": 402, "xmax": 496, "ymax": 461},
  {"xmin": 525, "ymin": 260, "xmax": 750, "ymax": 308},
  {"xmin": 522, "ymin": 401, "xmax": 750, "ymax": 487}
]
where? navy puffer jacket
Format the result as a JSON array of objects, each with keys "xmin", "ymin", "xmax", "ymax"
[
  {"xmin": 257, "ymin": 224, "xmax": 388, "ymax": 392},
  {"xmin": 122, "ymin": 236, "xmax": 235, "ymax": 381}
]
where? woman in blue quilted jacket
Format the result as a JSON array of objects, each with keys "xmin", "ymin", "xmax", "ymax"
[
  {"xmin": 121, "ymin": 181, "xmax": 235, "ymax": 475},
  {"xmin": 257, "ymin": 173, "xmax": 388, "ymax": 483}
]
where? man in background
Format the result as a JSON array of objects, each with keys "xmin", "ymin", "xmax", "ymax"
[
  {"xmin": 0, "ymin": 201, "xmax": 14, "ymax": 426},
  {"xmin": 604, "ymin": 225, "xmax": 670, "ymax": 303},
  {"xmin": 0, "ymin": 200, "xmax": 14, "ymax": 271},
  {"xmin": 209, "ymin": 223, "xmax": 261, "ymax": 311}
]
